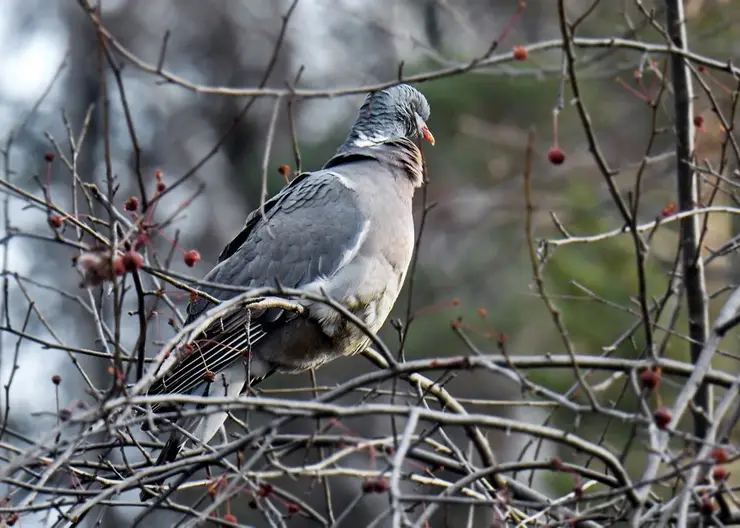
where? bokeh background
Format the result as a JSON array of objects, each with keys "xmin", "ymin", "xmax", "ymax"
[{"xmin": 1, "ymin": 0, "xmax": 739, "ymax": 526}]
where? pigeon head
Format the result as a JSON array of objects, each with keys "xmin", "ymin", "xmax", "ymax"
[{"xmin": 343, "ymin": 84, "xmax": 434, "ymax": 150}]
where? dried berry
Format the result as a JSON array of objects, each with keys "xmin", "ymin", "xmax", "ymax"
[
  {"xmin": 694, "ymin": 115, "xmax": 704, "ymax": 128},
  {"xmin": 711, "ymin": 447, "xmax": 728, "ymax": 464},
  {"xmin": 547, "ymin": 147, "xmax": 566, "ymax": 165},
  {"xmin": 112, "ymin": 256, "xmax": 126, "ymax": 276},
  {"xmin": 661, "ymin": 202, "xmax": 676, "ymax": 217},
  {"xmin": 183, "ymin": 249, "xmax": 200, "ymax": 268},
  {"xmin": 362, "ymin": 478, "xmax": 389, "ymax": 493},
  {"xmin": 639, "ymin": 367, "xmax": 661, "ymax": 391},
  {"xmin": 51, "ymin": 375, "xmax": 62, "ymax": 385},
  {"xmin": 122, "ymin": 250, "xmax": 144, "ymax": 272},
  {"xmin": 712, "ymin": 466, "xmax": 728, "ymax": 482},
  {"xmin": 653, "ymin": 407, "xmax": 671, "ymax": 430},
  {"xmin": 203, "ymin": 370, "xmax": 215, "ymax": 383},
  {"xmin": 44, "ymin": 152, "xmax": 55, "ymax": 162},
  {"xmin": 512, "ymin": 46, "xmax": 527, "ymax": 61},
  {"xmin": 286, "ymin": 503, "xmax": 301, "ymax": 515},
  {"xmin": 124, "ymin": 196, "xmax": 139, "ymax": 212},
  {"xmin": 156, "ymin": 181, "xmax": 166, "ymax": 193},
  {"xmin": 257, "ymin": 483, "xmax": 273, "ymax": 497},
  {"xmin": 48, "ymin": 215, "xmax": 63, "ymax": 229}
]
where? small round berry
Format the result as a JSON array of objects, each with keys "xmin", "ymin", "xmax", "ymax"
[
  {"xmin": 257, "ymin": 483, "xmax": 273, "ymax": 497},
  {"xmin": 154, "ymin": 169, "xmax": 163, "ymax": 180},
  {"xmin": 286, "ymin": 503, "xmax": 301, "ymax": 515},
  {"xmin": 48, "ymin": 215, "xmax": 63, "ymax": 229},
  {"xmin": 700, "ymin": 496, "xmax": 714, "ymax": 515},
  {"xmin": 222, "ymin": 513, "xmax": 237, "ymax": 523},
  {"xmin": 112, "ymin": 256, "xmax": 126, "ymax": 276},
  {"xmin": 639, "ymin": 367, "xmax": 661, "ymax": 391},
  {"xmin": 278, "ymin": 164, "xmax": 290, "ymax": 177},
  {"xmin": 124, "ymin": 196, "xmax": 139, "ymax": 212},
  {"xmin": 694, "ymin": 115, "xmax": 704, "ymax": 128},
  {"xmin": 203, "ymin": 370, "xmax": 216, "ymax": 383},
  {"xmin": 547, "ymin": 147, "xmax": 566, "ymax": 165},
  {"xmin": 512, "ymin": 46, "xmax": 528, "ymax": 61},
  {"xmin": 550, "ymin": 458, "xmax": 564, "ymax": 471},
  {"xmin": 6, "ymin": 512, "xmax": 18, "ymax": 526},
  {"xmin": 712, "ymin": 466, "xmax": 728, "ymax": 482},
  {"xmin": 51, "ymin": 375, "xmax": 62, "ymax": 385},
  {"xmin": 156, "ymin": 181, "xmax": 166, "ymax": 193},
  {"xmin": 122, "ymin": 250, "xmax": 144, "ymax": 272},
  {"xmin": 183, "ymin": 249, "xmax": 200, "ymax": 267},
  {"xmin": 44, "ymin": 152, "xmax": 55, "ymax": 162},
  {"xmin": 711, "ymin": 447, "xmax": 729, "ymax": 464},
  {"xmin": 653, "ymin": 407, "xmax": 672, "ymax": 429}
]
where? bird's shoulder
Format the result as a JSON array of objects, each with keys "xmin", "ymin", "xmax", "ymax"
[{"xmin": 217, "ymin": 166, "xmax": 368, "ymax": 264}]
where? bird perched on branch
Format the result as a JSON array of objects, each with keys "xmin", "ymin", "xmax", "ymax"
[{"xmin": 140, "ymin": 84, "xmax": 433, "ymax": 498}]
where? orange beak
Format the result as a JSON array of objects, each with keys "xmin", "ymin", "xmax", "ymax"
[{"xmin": 421, "ymin": 125, "xmax": 435, "ymax": 146}]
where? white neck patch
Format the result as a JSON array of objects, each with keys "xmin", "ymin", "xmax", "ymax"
[{"xmin": 352, "ymin": 130, "xmax": 390, "ymax": 148}]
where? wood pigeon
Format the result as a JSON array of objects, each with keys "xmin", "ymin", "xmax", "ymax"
[{"xmin": 140, "ymin": 84, "xmax": 433, "ymax": 495}]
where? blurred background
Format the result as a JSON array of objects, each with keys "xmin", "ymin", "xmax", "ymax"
[{"xmin": 1, "ymin": 0, "xmax": 740, "ymax": 526}]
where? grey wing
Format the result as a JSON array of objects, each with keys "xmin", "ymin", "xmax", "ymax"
[{"xmin": 146, "ymin": 170, "xmax": 366, "ymax": 405}]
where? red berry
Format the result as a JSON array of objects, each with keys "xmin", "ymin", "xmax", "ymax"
[
  {"xmin": 51, "ymin": 375, "xmax": 62, "ymax": 385},
  {"xmin": 712, "ymin": 466, "xmax": 728, "ymax": 482},
  {"xmin": 183, "ymin": 249, "xmax": 200, "ymax": 267},
  {"xmin": 124, "ymin": 196, "xmax": 139, "ymax": 212},
  {"xmin": 6, "ymin": 513, "xmax": 18, "ymax": 526},
  {"xmin": 661, "ymin": 202, "xmax": 677, "ymax": 217},
  {"xmin": 711, "ymin": 447, "xmax": 728, "ymax": 464},
  {"xmin": 694, "ymin": 115, "xmax": 704, "ymax": 128},
  {"xmin": 286, "ymin": 503, "xmax": 301, "ymax": 515},
  {"xmin": 512, "ymin": 46, "xmax": 528, "ymax": 61},
  {"xmin": 549, "ymin": 457, "xmax": 564, "ymax": 471},
  {"xmin": 639, "ymin": 367, "xmax": 661, "ymax": 391},
  {"xmin": 257, "ymin": 483, "xmax": 273, "ymax": 497},
  {"xmin": 547, "ymin": 147, "xmax": 566, "ymax": 165},
  {"xmin": 154, "ymin": 169, "xmax": 163, "ymax": 180},
  {"xmin": 48, "ymin": 215, "xmax": 63, "ymax": 228},
  {"xmin": 278, "ymin": 164, "xmax": 290, "ymax": 177},
  {"xmin": 653, "ymin": 407, "xmax": 671, "ymax": 429},
  {"xmin": 122, "ymin": 250, "xmax": 143, "ymax": 272},
  {"xmin": 112, "ymin": 256, "xmax": 126, "ymax": 276},
  {"xmin": 362, "ymin": 478, "xmax": 388, "ymax": 493},
  {"xmin": 44, "ymin": 152, "xmax": 55, "ymax": 162},
  {"xmin": 222, "ymin": 513, "xmax": 237, "ymax": 523},
  {"xmin": 156, "ymin": 181, "xmax": 166, "ymax": 193},
  {"xmin": 700, "ymin": 496, "xmax": 714, "ymax": 515}
]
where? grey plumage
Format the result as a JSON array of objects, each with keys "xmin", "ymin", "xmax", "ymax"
[{"xmin": 140, "ymin": 84, "xmax": 432, "ymax": 497}]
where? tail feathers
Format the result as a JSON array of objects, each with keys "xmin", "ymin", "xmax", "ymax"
[{"xmin": 139, "ymin": 363, "xmax": 277, "ymax": 501}]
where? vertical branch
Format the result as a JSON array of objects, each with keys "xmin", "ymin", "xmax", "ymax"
[{"xmin": 665, "ymin": 0, "xmax": 711, "ymax": 441}]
